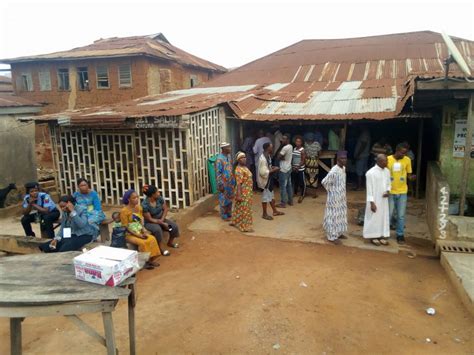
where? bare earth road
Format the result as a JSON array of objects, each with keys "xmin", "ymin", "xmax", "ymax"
[{"xmin": 1, "ymin": 227, "xmax": 473, "ymax": 354}]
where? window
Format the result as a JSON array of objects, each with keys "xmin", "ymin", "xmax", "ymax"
[
  {"xmin": 57, "ymin": 68, "xmax": 70, "ymax": 91},
  {"xmin": 118, "ymin": 64, "xmax": 132, "ymax": 87},
  {"xmin": 96, "ymin": 65, "xmax": 109, "ymax": 88},
  {"xmin": 38, "ymin": 71, "xmax": 51, "ymax": 91},
  {"xmin": 190, "ymin": 75, "xmax": 198, "ymax": 88},
  {"xmin": 77, "ymin": 67, "xmax": 89, "ymax": 90},
  {"xmin": 18, "ymin": 73, "xmax": 33, "ymax": 91}
]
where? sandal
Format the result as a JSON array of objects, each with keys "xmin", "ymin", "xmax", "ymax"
[
  {"xmin": 273, "ymin": 211, "xmax": 285, "ymax": 216},
  {"xmin": 371, "ymin": 239, "xmax": 381, "ymax": 246},
  {"xmin": 262, "ymin": 215, "xmax": 273, "ymax": 220},
  {"xmin": 144, "ymin": 262, "xmax": 155, "ymax": 270},
  {"xmin": 379, "ymin": 238, "xmax": 389, "ymax": 246},
  {"xmin": 162, "ymin": 250, "xmax": 171, "ymax": 256},
  {"xmin": 167, "ymin": 242, "xmax": 179, "ymax": 249}
]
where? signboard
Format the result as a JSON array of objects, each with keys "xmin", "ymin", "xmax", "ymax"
[
  {"xmin": 453, "ymin": 119, "xmax": 474, "ymax": 158},
  {"xmin": 127, "ymin": 116, "xmax": 189, "ymax": 129}
]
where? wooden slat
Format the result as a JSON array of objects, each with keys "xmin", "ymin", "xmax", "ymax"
[{"xmin": 0, "ymin": 252, "xmax": 130, "ymax": 304}]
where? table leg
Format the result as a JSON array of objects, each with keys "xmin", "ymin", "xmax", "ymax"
[
  {"xmin": 102, "ymin": 312, "xmax": 117, "ymax": 355},
  {"xmin": 10, "ymin": 318, "xmax": 22, "ymax": 355},
  {"xmin": 128, "ymin": 283, "xmax": 136, "ymax": 355}
]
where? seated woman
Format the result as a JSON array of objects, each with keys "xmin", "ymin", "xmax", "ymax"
[
  {"xmin": 21, "ymin": 182, "xmax": 60, "ymax": 239},
  {"xmin": 73, "ymin": 178, "xmax": 106, "ymax": 240},
  {"xmin": 142, "ymin": 185, "xmax": 180, "ymax": 255},
  {"xmin": 39, "ymin": 195, "xmax": 96, "ymax": 252},
  {"xmin": 120, "ymin": 189, "xmax": 161, "ymax": 269}
]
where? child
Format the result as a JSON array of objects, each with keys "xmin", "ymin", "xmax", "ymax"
[{"xmin": 110, "ymin": 212, "xmax": 127, "ymax": 248}]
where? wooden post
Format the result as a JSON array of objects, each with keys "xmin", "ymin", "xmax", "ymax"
[
  {"xmin": 102, "ymin": 312, "xmax": 117, "ymax": 355},
  {"xmin": 459, "ymin": 94, "xmax": 474, "ymax": 216},
  {"xmin": 10, "ymin": 318, "xmax": 22, "ymax": 355},
  {"xmin": 128, "ymin": 283, "xmax": 136, "ymax": 355},
  {"xmin": 340, "ymin": 123, "xmax": 348, "ymax": 150},
  {"xmin": 416, "ymin": 119, "xmax": 424, "ymax": 199}
]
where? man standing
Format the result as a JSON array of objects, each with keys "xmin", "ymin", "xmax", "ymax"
[
  {"xmin": 322, "ymin": 151, "xmax": 348, "ymax": 245},
  {"xmin": 387, "ymin": 143, "xmax": 416, "ymax": 244},
  {"xmin": 241, "ymin": 131, "xmax": 257, "ymax": 189},
  {"xmin": 363, "ymin": 154, "xmax": 391, "ymax": 246},
  {"xmin": 253, "ymin": 130, "xmax": 272, "ymax": 172},
  {"xmin": 215, "ymin": 142, "xmax": 235, "ymax": 221},
  {"xmin": 354, "ymin": 127, "xmax": 371, "ymax": 190},
  {"xmin": 258, "ymin": 142, "xmax": 284, "ymax": 220},
  {"xmin": 277, "ymin": 134, "xmax": 293, "ymax": 208}
]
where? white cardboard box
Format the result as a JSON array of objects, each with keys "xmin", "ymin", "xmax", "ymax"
[{"xmin": 74, "ymin": 246, "xmax": 139, "ymax": 287}]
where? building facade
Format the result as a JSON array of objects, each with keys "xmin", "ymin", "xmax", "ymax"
[{"xmin": 2, "ymin": 33, "xmax": 226, "ymax": 114}]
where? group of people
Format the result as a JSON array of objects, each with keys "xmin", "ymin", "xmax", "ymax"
[
  {"xmin": 21, "ymin": 178, "xmax": 180, "ymax": 269},
  {"xmin": 215, "ymin": 136, "xmax": 415, "ymax": 246}
]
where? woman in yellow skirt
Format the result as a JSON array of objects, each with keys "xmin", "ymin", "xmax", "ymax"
[{"xmin": 120, "ymin": 189, "xmax": 161, "ymax": 269}]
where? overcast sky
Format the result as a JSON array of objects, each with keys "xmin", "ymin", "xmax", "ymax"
[{"xmin": 0, "ymin": 0, "xmax": 473, "ymax": 73}]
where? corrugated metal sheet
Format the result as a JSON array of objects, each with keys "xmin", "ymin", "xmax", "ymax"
[
  {"xmin": 0, "ymin": 94, "xmax": 40, "ymax": 108},
  {"xmin": 29, "ymin": 31, "xmax": 473, "ymax": 125},
  {"xmin": 1, "ymin": 34, "xmax": 226, "ymax": 73}
]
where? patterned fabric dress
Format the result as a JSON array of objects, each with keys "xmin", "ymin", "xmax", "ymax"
[
  {"xmin": 215, "ymin": 153, "xmax": 236, "ymax": 220},
  {"xmin": 322, "ymin": 164, "xmax": 348, "ymax": 241},
  {"xmin": 73, "ymin": 190, "xmax": 106, "ymax": 239},
  {"xmin": 232, "ymin": 165, "xmax": 253, "ymax": 232}
]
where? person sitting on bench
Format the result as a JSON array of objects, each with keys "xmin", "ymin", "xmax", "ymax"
[
  {"xmin": 39, "ymin": 195, "xmax": 96, "ymax": 253},
  {"xmin": 73, "ymin": 177, "xmax": 106, "ymax": 240},
  {"xmin": 21, "ymin": 182, "xmax": 60, "ymax": 239}
]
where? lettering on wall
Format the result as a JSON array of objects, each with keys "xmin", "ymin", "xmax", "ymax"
[{"xmin": 438, "ymin": 186, "xmax": 449, "ymax": 239}]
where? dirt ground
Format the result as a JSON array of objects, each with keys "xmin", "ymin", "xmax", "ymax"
[{"xmin": 1, "ymin": 227, "xmax": 473, "ymax": 354}]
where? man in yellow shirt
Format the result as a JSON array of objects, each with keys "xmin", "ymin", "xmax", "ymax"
[{"xmin": 387, "ymin": 143, "xmax": 416, "ymax": 244}]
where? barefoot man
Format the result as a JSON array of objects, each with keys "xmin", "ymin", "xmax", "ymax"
[{"xmin": 322, "ymin": 151, "xmax": 348, "ymax": 245}]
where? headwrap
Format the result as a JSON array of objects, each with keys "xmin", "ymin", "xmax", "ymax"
[
  {"xmin": 337, "ymin": 150, "xmax": 348, "ymax": 158},
  {"xmin": 220, "ymin": 142, "xmax": 231, "ymax": 148},
  {"xmin": 235, "ymin": 151, "xmax": 246, "ymax": 161},
  {"xmin": 304, "ymin": 132, "xmax": 315, "ymax": 142},
  {"xmin": 25, "ymin": 182, "xmax": 40, "ymax": 193},
  {"xmin": 122, "ymin": 189, "xmax": 135, "ymax": 205}
]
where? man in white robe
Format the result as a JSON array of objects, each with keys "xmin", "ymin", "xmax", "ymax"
[{"xmin": 363, "ymin": 154, "xmax": 391, "ymax": 246}]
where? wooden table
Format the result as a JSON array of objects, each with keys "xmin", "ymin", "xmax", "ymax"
[
  {"xmin": 0, "ymin": 251, "xmax": 145, "ymax": 355},
  {"xmin": 317, "ymin": 150, "xmax": 337, "ymax": 173}
]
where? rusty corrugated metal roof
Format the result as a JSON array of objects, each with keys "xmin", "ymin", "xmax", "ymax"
[
  {"xmin": 29, "ymin": 31, "xmax": 474, "ymax": 125},
  {"xmin": 0, "ymin": 94, "xmax": 41, "ymax": 108},
  {"xmin": 1, "ymin": 33, "xmax": 227, "ymax": 73}
]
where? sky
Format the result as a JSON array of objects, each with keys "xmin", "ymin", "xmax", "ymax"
[{"xmin": 0, "ymin": 0, "xmax": 473, "ymax": 73}]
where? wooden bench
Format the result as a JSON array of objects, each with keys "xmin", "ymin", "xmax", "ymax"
[{"xmin": 44, "ymin": 219, "xmax": 112, "ymax": 243}]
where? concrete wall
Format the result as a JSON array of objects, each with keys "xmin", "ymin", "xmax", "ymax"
[
  {"xmin": 425, "ymin": 161, "xmax": 450, "ymax": 242},
  {"xmin": 0, "ymin": 114, "xmax": 37, "ymax": 194},
  {"xmin": 11, "ymin": 57, "xmax": 219, "ymax": 114},
  {"xmin": 439, "ymin": 103, "xmax": 474, "ymax": 196}
]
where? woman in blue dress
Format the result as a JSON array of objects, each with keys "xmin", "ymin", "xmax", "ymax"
[{"xmin": 72, "ymin": 178, "xmax": 105, "ymax": 239}]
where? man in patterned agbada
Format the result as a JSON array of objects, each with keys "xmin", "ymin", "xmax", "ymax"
[
  {"xmin": 321, "ymin": 151, "xmax": 348, "ymax": 245},
  {"xmin": 215, "ymin": 142, "xmax": 236, "ymax": 221}
]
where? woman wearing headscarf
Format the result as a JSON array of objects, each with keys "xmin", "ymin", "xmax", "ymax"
[
  {"xmin": 39, "ymin": 195, "xmax": 95, "ymax": 252},
  {"xmin": 231, "ymin": 152, "xmax": 254, "ymax": 232},
  {"xmin": 120, "ymin": 189, "xmax": 161, "ymax": 269},
  {"xmin": 73, "ymin": 177, "xmax": 105, "ymax": 239},
  {"xmin": 142, "ymin": 184, "xmax": 180, "ymax": 255}
]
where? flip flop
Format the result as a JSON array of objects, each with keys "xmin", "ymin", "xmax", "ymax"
[
  {"xmin": 262, "ymin": 215, "xmax": 273, "ymax": 220},
  {"xmin": 273, "ymin": 211, "xmax": 285, "ymax": 216},
  {"xmin": 371, "ymin": 239, "xmax": 381, "ymax": 246},
  {"xmin": 162, "ymin": 250, "xmax": 171, "ymax": 256},
  {"xmin": 167, "ymin": 242, "xmax": 179, "ymax": 249},
  {"xmin": 145, "ymin": 263, "xmax": 155, "ymax": 270}
]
